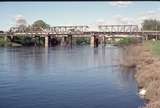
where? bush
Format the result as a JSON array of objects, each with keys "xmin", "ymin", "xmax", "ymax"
[
  {"xmin": 117, "ymin": 37, "xmax": 136, "ymax": 45},
  {"xmin": 76, "ymin": 37, "xmax": 90, "ymax": 45},
  {"xmin": 13, "ymin": 36, "xmax": 44, "ymax": 46},
  {"xmin": 0, "ymin": 37, "xmax": 9, "ymax": 47}
]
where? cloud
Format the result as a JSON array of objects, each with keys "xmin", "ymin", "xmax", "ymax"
[
  {"xmin": 95, "ymin": 19, "xmax": 105, "ymax": 25},
  {"xmin": 113, "ymin": 15, "xmax": 129, "ymax": 24},
  {"xmin": 94, "ymin": 9, "xmax": 160, "ymax": 29},
  {"xmin": 94, "ymin": 15, "xmax": 142, "ymax": 30},
  {"xmin": 14, "ymin": 14, "xmax": 27, "ymax": 27},
  {"xmin": 108, "ymin": 1, "xmax": 133, "ymax": 7},
  {"xmin": 138, "ymin": 10, "xmax": 160, "ymax": 20},
  {"xmin": 106, "ymin": 15, "xmax": 136, "ymax": 25},
  {"xmin": 136, "ymin": 10, "xmax": 160, "ymax": 28}
]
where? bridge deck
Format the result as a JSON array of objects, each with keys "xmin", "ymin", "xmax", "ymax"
[{"xmin": 1, "ymin": 31, "xmax": 160, "ymax": 37}]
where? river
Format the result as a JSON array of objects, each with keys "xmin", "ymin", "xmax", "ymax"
[{"xmin": 0, "ymin": 45, "xmax": 144, "ymax": 108}]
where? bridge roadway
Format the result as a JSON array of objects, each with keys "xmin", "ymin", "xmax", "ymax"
[
  {"xmin": 0, "ymin": 31, "xmax": 159, "ymax": 36},
  {"xmin": 4, "ymin": 24, "xmax": 160, "ymax": 37}
]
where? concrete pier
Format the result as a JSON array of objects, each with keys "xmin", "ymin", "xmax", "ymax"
[
  {"xmin": 90, "ymin": 35, "xmax": 95, "ymax": 47},
  {"xmin": 145, "ymin": 35, "xmax": 148, "ymax": 40},
  {"xmin": 90, "ymin": 35, "xmax": 98, "ymax": 47},
  {"xmin": 48, "ymin": 36, "xmax": 52, "ymax": 47},
  {"xmin": 156, "ymin": 35, "xmax": 158, "ymax": 40},
  {"xmin": 4, "ymin": 36, "xmax": 7, "ymax": 41},
  {"xmin": 68, "ymin": 35, "xmax": 72, "ymax": 47},
  {"xmin": 33, "ymin": 37, "xmax": 37, "ymax": 47},
  {"xmin": 45, "ymin": 36, "xmax": 48, "ymax": 47},
  {"xmin": 101, "ymin": 35, "xmax": 106, "ymax": 45},
  {"xmin": 61, "ymin": 36, "xmax": 66, "ymax": 46}
]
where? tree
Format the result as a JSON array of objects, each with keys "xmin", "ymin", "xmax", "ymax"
[
  {"xmin": 25, "ymin": 25, "xmax": 32, "ymax": 32},
  {"xmin": 142, "ymin": 19, "xmax": 160, "ymax": 31},
  {"xmin": 32, "ymin": 20, "xmax": 50, "ymax": 29}
]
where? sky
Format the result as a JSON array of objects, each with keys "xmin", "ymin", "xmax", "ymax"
[{"xmin": 1, "ymin": 1, "xmax": 160, "ymax": 31}]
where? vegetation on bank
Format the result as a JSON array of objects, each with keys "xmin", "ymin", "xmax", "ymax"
[
  {"xmin": 121, "ymin": 41, "xmax": 160, "ymax": 108},
  {"xmin": 0, "ymin": 37, "xmax": 7, "ymax": 46},
  {"xmin": 117, "ymin": 37, "xmax": 135, "ymax": 45},
  {"xmin": 148, "ymin": 40, "xmax": 160, "ymax": 56},
  {"xmin": 0, "ymin": 37, "xmax": 11, "ymax": 47},
  {"xmin": 115, "ymin": 37, "xmax": 141, "ymax": 46},
  {"xmin": 76, "ymin": 37, "xmax": 90, "ymax": 45},
  {"xmin": 13, "ymin": 36, "xmax": 44, "ymax": 46},
  {"xmin": 0, "ymin": 36, "xmax": 45, "ymax": 47},
  {"xmin": 136, "ymin": 41, "xmax": 160, "ymax": 108}
]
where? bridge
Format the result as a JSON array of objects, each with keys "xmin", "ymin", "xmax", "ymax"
[{"xmin": 1, "ymin": 25, "xmax": 160, "ymax": 47}]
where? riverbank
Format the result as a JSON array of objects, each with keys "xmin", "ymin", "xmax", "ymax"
[{"xmin": 121, "ymin": 41, "xmax": 160, "ymax": 108}]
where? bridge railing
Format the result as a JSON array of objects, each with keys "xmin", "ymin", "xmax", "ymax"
[
  {"xmin": 9, "ymin": 25, "xmax": 158, "ymax": 36},
  {"xmin": 44, "ymin": 26, "xmax": 89, "ymax": 34},
  {"xmin": 98, "ymin": 25, "xmax": 139, "ymax": 33}
]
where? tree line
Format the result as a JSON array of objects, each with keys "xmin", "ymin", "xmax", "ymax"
[
  {"xmin": 12, "ymin": 20, "xmax": 50, "ymax": 32},
  {"xmin": 13, "ymin": 19, "xmax": 160, "ymax": 32},
  {"xmin": 31, "ymin": 19, "xmax": 160, "ymax": 31},
  {"xmin": 142, "ymin": 19, "xmax": 160, "ymax": 31}
]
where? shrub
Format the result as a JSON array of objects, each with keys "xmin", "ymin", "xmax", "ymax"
[
  {"xmin": 76, "ymin": 37, "xmax": 90, "ymax": 45},
  {"xmin": 13, "ymin": 36, "xmax": 44, "ymax": 46},
  {"xmin": 0, "ymin": 37, "xmax": 9, "ymax": 47},
  {"xmin": 117, "ymin": 37, "xmax": 134, "ymax": 45}
]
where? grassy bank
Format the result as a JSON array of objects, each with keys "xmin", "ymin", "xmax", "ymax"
[
  {"xmin": 117, "ymin": 37, "xmax": 135, "ymax": 45},
  {"xmin": 148, "ymin": 40, "xmax": 160, "ymax": 57},
  {"xmin": 115, "ymin": 37, "xmax": 142, "ymax": 46},
  {"xmin": 121, "ymin": 40, "xmax": 160, "ymax": 108}
]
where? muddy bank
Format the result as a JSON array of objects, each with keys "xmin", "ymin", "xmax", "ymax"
[{"xmin": 120, "ymin": 42, "xmax": 160, "ymax": 108}]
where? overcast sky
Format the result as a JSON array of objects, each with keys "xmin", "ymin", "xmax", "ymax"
[{"xmin": 1, "ymin": 1, "xmax": 160, "ymax": 30}]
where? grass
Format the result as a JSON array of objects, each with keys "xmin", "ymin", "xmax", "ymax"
[
  {"xmin": 116, "ymin": 37, "xmax": 139, "ymax": 46},
  {"xmin": 150, "ymin": 41, "xmax": 160, "ymax": 56},
  {"xmin": 118, "ymin": 37, "xmax": 134, "ymax": 45},
  {"xmin": 143, "ymin": 40, "xmax": 160, "ymax": 58}
]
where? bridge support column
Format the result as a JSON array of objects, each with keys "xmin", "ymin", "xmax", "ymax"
[
  {"xmin": 68, "ymin": 35, "xmax": 72, "ymax": 47},
  {"xmin": 45, "ymin": 36, "xmax": 48, "ymax": 47},
  {"xmin": 156, "ymin": 35, "xmax": 158, "ymax": 40},
  {"xmin": 10, "ymin": 35, "xmax": 14, "ymax": 41},
  {"xmin": 39, "ymin": 36, "xmax": 41, "ymax": 46},
  {"xmin": 4, "ymin": 36, "xmax": 7, "ymax": 41},
  {"xmin": 48, "ymin": 36, "xmax": 52, "ymax": 47},
  {"xmin": 90, "ymin": 35, "xmax": 95, "ymax": 47},
  {"xmin": 61, "ymin": 36, "xmax": 67, "ymax": 46},
  {"xmin": 33, "ymin": 36, "xmax": 37, "ymax": 47},
  {"xmin": 145, "ymin": 35, "xmax": 148, "ymax": 40},
  {"xmin": 101, "ymin": 35, "xmax": 106, "ymax": 46},
  {"xmin": 90, "ymin": 35, "xmax": 98, "ymax": 47},
  {"xmin": 61, "ymin": 36, "xmax": 64, "ymax": 46}
]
